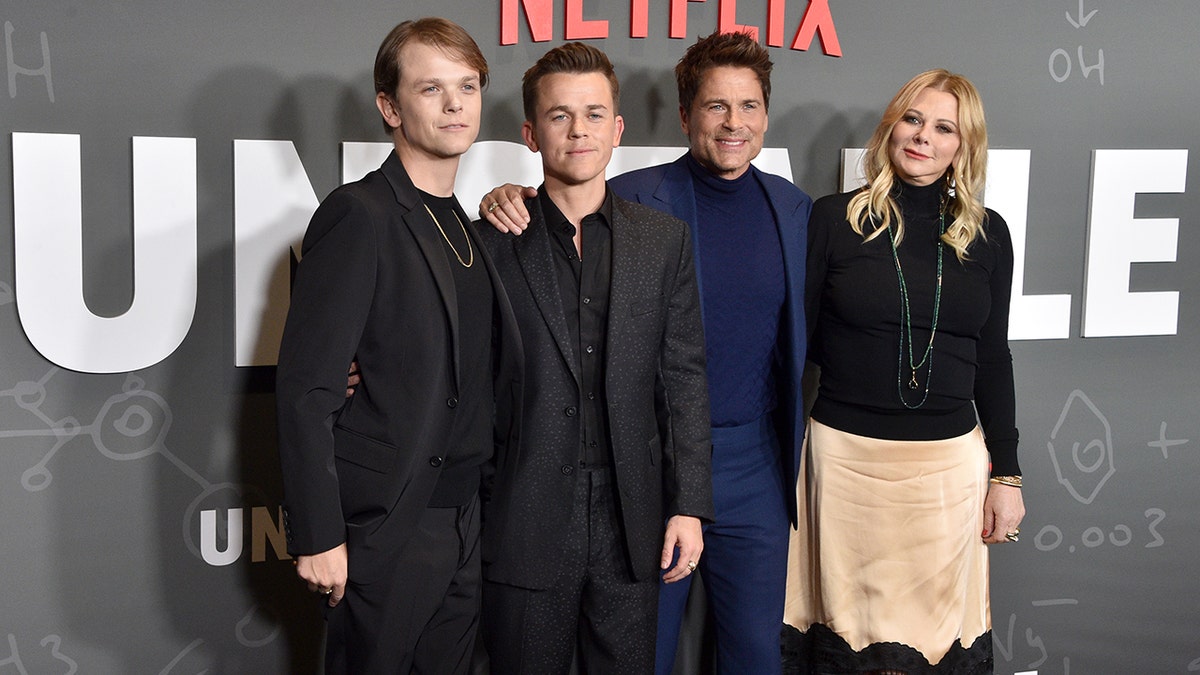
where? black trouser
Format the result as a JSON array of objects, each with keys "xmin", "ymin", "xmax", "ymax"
[
  {"xmin": 483, "ymin": 469, "xmax": 658, "ymax": 674},
  {"xmin": 324, "ymin": 494, "xmax": 482, "ymax": 675}
]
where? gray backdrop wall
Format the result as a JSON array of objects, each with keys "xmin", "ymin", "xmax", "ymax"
[{"xmin": 1, "ymin": 1, "xmax": 1197, "ymax": 673}]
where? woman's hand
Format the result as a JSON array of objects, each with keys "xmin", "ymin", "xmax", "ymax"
[
  {"xmin": 981, "ymin": 483, "xmax": 1025, "ymax": 544},
  {"xmin": 479, "ymin": 184, "xmax": 538, "ymax": 234}
]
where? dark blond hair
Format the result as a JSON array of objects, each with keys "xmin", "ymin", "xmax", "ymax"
[
  {"xmin": 848, "ymin": 69, "xmax": 989, "ymax": 260},
  {"xmin": 373, "ymin": 17, "xmax": 489, "ymax": 134}
]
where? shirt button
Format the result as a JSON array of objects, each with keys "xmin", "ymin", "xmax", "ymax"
[
  {"xmin": 429, "ymin": 456, "xmax": 444, "ymax": 467},
  {"xmin": 582, "ymin": 296, "xmax": 591, "ymax": 304},
  {"xmin": 587, "ymin": 392, "xmax": 595, "ymax": 400},
  {"xmin": 561, "ymin": 464, "xmax": 574, "ymax": 475},
  {"xmin": 446, "ymin": 397, "xmax": 458, "ymax": 408},
  {"xmin": 564, "ymin": 406, "xmax": 577, "ymax": 417},
  {"xmin": 585, "ymin": 345, "xmax": 594, "ymax": 354}
]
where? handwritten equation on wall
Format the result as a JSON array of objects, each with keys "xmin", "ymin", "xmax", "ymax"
[
  {"xmin": 999, "ymin": 388, "xmax": 1190, "ymax": 673},
  {"xmin": 1049, "ymin": 0, "xmax": 1105, "ymax": 85},
  {"xmin": 4, "ymin": 21, "xmax": 53, "ymax": 101}
]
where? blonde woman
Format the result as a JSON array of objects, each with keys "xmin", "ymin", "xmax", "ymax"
[{"xmin": 787, "ymin": 69, "xmax": 1025, "ymax": 674}]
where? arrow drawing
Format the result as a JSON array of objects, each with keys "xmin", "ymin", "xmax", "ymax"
[{"xmin": 1066, "ymin": 0, "xmax": 1098, "ymax": 28}]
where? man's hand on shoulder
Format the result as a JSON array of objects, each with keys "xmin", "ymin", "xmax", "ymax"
[{"xmin": 478, "ymin": 184, "xmax": 537, "ymax": 234}]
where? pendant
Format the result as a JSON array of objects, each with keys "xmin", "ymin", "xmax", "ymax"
[{"xmin": 909, "ymin": 371, "xmax": 919, "ymax": 389}]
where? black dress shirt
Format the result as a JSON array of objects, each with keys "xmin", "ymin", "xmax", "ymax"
[{"xmin": 540, "ymin": 188, "xmax": 613, "ymax": 469}]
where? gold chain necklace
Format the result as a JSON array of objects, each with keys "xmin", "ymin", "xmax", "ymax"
[{"xmin": 423, "ymin": 204, "xmax": 474, "ymax": 268}]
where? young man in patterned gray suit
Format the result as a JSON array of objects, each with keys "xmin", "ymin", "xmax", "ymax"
[{"xmin": 474, "ymin": 42, "xmax": 714, "ymax": 673}]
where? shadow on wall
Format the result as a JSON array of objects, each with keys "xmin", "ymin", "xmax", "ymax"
[
  {"xmin": 146, "ymin": 64, "xmax": 381, "ymax": 673},
  {"xmin": 772, "ymin": 101, "xmax": 880, "ymax": 199},
  {"xmin": 618, "ymin": 66, "xmax": 681, "ymax": 145}
]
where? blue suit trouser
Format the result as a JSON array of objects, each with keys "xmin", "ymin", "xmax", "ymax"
[{"xmin": 656, "ymin": 415, "xmax": 790, "ymax": 675}]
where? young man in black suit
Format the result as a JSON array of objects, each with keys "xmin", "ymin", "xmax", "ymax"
[
  {"xmin": 275, "ymin": 18, "xmax": 522, "ymax": 674},
  {"xmin": 475, "ymin": 42, "xmax": 713, "ymax": 673}
]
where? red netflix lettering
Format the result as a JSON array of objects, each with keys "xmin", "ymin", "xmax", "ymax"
[
  {"xmin": 465, "ymin": 0, "xmax": 842, "ymax": 55},
  {"xmin": 790, "ymin": 0, "xmax": 842, "ymax": 56}
]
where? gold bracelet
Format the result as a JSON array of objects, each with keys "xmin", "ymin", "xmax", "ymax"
[{"xmin": 989, "ymin": 475, "xmax": 1022, "ymax": 488}]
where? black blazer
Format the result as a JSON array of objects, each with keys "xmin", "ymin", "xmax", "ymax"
[
  {"xmin": 276, "ymin": 152, "xmax": 523, "ymax": 583},
  {"xmin": 477, "ymin": 192, "xmax": 713, "ymax": 589}
]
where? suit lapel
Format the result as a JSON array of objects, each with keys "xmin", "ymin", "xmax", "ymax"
[
  {"xmin": 652, "ymin": 156, "xmax": 706, "ymax": 319},
  {"xmin": 605, "ymin": 200, "xmax": 642, "ymax": 370},
  {"xmin": 652, "ymin": 156, "xmax": 700, "ymax": 235},
  {"xmin": 381, "ymin": 152, "xmax": 461, "ymax": 389},
  {"xmin": 760, "ymin": 171, "xmax": 803, "ymax": 297},
  {"xmin": 758, "ymin": 164, "xmax": 807, "ymax": 383},
  {"xmin": 514, "ymin": 202, "xmax": 581, "ymax": 386}
]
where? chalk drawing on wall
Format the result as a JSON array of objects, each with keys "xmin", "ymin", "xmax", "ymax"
[
  {"xmin": 994, "ymin": 612, "xmax": 1052, "ymax": 672},
  {"xmin": 0, "ymin": 633, "xmax": 78, "ymax": 675},
  {"xmin": 1, "ymin": 367, "xmax": 287, "ymax": 662},
  {"xmin": 1, "ymin": 368, "xmax": 285, "ymax": 562},
  {"xmin": 3, "ymin": 21, "xmax": 53, "ymax": 102},
  {"xmin": 2, "ymin": 370, "xmax": 180, "ymax": 492},
  {"xmin": 1040, "ymin": 390, "xmax": 1169, "ymax": 555},
  {"xmin": 1047, "ymin": 389, "xmax": 1115, "ymax": 505},
  {"xmin": 1148, "ymin": 421, "xmax": 1188, "ymax": 459},
  {"xmin": 1049, "ymin": 0, "xmax": 1105, "ymax": 84}
]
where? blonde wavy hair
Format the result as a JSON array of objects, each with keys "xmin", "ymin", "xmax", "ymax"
[{"xmin": 848, "ymin": 69, "xmax": 989, "ymax": 261}]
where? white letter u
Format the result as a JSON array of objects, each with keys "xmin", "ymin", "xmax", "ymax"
[
  {"xmin": 200, "ymin": 508, "xmax": 244, "ymax": 566},
  {"xmin": 13, "ymin": 132, "xmax": 197, "ymax": 373}
]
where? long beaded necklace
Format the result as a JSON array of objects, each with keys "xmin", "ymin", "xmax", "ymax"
[
  {"xmin": 887, "ymin": 197, "xmax": 945, "ymax": 409},
  {"xmin": 424, "ymin": 204, "xmax": 474, "ymax": 268}
]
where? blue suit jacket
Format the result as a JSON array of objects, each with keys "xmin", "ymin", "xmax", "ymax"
[{"xmin": 609, "ymin": 154, "xmax": 811, "ymax": 525}]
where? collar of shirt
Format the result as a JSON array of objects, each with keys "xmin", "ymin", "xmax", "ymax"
[{"xmin": 538, "ymin": 186, "xmax": 613, "ymax": 260}]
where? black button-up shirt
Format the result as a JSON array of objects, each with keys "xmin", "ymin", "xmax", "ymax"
[{"xmin": 540, "ymin": 188, "xmax": 613, "ymax": 468}]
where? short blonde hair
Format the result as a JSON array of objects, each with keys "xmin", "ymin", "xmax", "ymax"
[
  {"xmin": 848, "ymin": 69, "xmax": 989, "ymax": 260},
  {"xmin": 374, "ymin": 18, "xmax": 489, "ymax": 134}
]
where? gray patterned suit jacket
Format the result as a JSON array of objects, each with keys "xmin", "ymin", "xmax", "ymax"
[{"xmin": 477, "ymin": 190, "xmax": 714, "ymax": 590}]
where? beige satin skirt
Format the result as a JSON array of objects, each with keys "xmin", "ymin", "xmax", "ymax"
[{"xmin": 784, "ymin": 419, "xmax": 991, "ymax": 669}]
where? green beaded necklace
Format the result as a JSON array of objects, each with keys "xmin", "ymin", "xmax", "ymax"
[{"xmin": 887, "ymin": 198, "xmax": 945, "ymax": 410}]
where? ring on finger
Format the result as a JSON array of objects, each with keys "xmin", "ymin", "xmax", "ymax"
[
  {"xmin": 487, "ymin": 202, "xmax": 500, "ymax": 213},
  {"xmin": 686, "ymin": 560, "xmax": 697, "ymax": 572}
]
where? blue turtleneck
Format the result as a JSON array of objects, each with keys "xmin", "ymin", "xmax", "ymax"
[{"xmin": 688, "ymin": 154, "xmax": 786, "ymax": 428}]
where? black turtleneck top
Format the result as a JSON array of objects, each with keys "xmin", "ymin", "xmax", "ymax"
[{"xmin": 805, "ymin": 180, "xmax": 1020, "ymax": 476}]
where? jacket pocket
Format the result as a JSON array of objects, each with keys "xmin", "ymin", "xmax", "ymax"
[{"xmin": 332, "ymin": 424, "xmax": 397, "ymax": 474}]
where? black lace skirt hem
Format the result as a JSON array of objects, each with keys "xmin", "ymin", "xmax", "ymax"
[{"xmin": 782, "ymin": 623, "xmax": 993, "ymax": 675}]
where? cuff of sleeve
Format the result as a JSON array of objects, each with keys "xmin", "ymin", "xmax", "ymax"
[{"xmin": 987, "ymin": 438, "xmax": 1021, "ymax": 477}]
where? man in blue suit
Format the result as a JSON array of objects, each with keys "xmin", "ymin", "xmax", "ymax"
[{"xmin": 481, "ymin": 30, "xmax": 811, "ymax": 675}]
